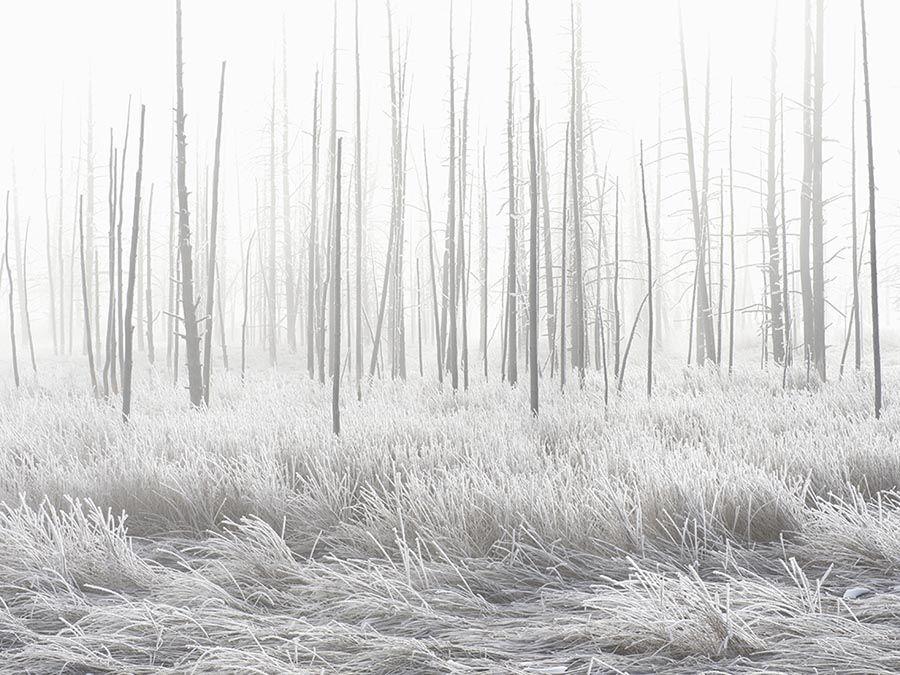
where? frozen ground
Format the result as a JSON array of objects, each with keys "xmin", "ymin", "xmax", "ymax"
[{"xmin": 1, "ymin": 357, "xmax": 899, "ymax": 673}]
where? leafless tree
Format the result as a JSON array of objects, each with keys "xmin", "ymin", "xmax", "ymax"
[{"xmin": 122, "ymin": 105, "xmax": 146, "ymax": 422}]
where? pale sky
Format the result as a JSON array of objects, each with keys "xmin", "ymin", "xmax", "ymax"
[{"xmin": 1, "ymin": 0, "xmax": 899, "ymax": 353}]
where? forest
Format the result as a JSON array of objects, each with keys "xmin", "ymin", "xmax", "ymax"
[{"xmin": 0, "ymin": 0, "xmax": 899, "ymax": 671}]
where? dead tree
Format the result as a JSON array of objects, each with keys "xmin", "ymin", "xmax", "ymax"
[
  {"xmin": 241, "ymin": 231, "xmax": 255, "ymax": 382},
  {"xmin": 103, "ymin": 141, "xmax": 119, "ymax": 396},
  {"xmin": 560, "ymin": 122, "xmax": 570, "ymax": 390},
  {"xmin": 331, "ymin": 138, "xmax": 343, "ymax": 434},
  {"xmin": 11, "ymin": 167, "xmax": 36, "ymax": 372},
  {"xmin": 765, "ymin": 14, "xmax": 785, "ymax": 363},
  {"xmin": 267, "ymin": 67, "xmax": 278, "ymax": 367},
  {"xmin": 43, "ymin": 136, "xmax": 58, "ymax": 354},
  {"xmin": 145, "ymin": 184, "xmax": 155, "ymax": 364},
  {"xmin": 480, "ymin": 147, "xmax": 489, "ymax": 378},
  {"xmin": 849, "ymin": 43, "xmax": 861, "ymax": 373},
  {"xmin": 525, "ymin": 0, "xmax": 539, "ymax": 415},
  {"xmin": 860, "ymin": 0, "xmax": 882, "ymax": 417},
  {"xmin": 282, "ymin": 26, "xmax": 297, "ymax": 355},
  {"xmin": 354, "ymin": 0, "xmax": 363, "ymax": 399},
  {"xmin": 116, "ymin": 100, "xmax": 131, "ymax": 378},
  {"xmin": 175, "ymin": 0, "xmax": 203, "ymax": 407},
  {"xmin": 122, "ymin": 106, "xmax": 146, "ymax": 422},
  {"xmin": 202, "ymin": 61, "xmax": 226, "ymax": 406},
  {"xmin": 613, "ymin": 184, "xmax": 620, "ymax": 374},
  {"xmin": 678, "ymin": 9, "xmax": 716, "ymax": 364},
  {"xmin": 3, "ymin": 192, "xmax": 19, "ymax": 387},
  {"xmin": 445, "ymin": 4, "xmax": 459, "ymax": 390},
  {"xmin": 504, "ymin": 6, "xmax": 517, "ymax": 386},
  {"xmin": 307, "ymin": 70, "xmax": 321, "ymax": 379},
  {"xmin": 728, "ymin": 83, "xmax": 736, "ymax": 374},
  {"xmin": 77, "ymin": 197, "xmax": 96, "ymax": 394},
  {"xmin": 811, "ymin": 0, "xmax": 826, "ymax": 380},
  {"xmin": 537, "ymin": 117, "xmax": 556, "ymax": 376},
  {"xmin": 799, "ymin": 0, "xmax": 814, "ymax": 375},
  {"xmin": 640, "ymin": 141, "xmax": 653, "ymax": 397},
  {"xmin": 423, "ymin": 136, "xmax": 443, "ymax": 382},
  {"xmin": 166, "ymin": 119, "xmax": 176, "ymax": 370},
  {"xmin": 568, "ymin": 0, "xmax": 586, "ymax": 385}
]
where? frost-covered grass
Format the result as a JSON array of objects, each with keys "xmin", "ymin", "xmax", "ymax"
[{"xmin": 1, "ymin": 356, "xmax": 900, "ymax": 672}]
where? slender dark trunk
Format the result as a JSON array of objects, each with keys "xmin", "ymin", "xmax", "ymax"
[
  {"xmin": 175, "ymin": 0, "xmax": 203, "ymax": 407},
  {"xmin": 525, "ymin": 0, "xmax": 539, "ymax": 415},
  {"xmin": 202, "ymin": 62, "xmax": 226, "ymax": 405},
  {"xmin": 122, "ymin": 106, "xmax": 146, "ymax": 422},
  {"xmin": 859, "ymin": 0, "xmax": 881, "ymax": 417},
  {"xmin": 331, "ymin": 138, "xmax": 343, "ymax": 434}
]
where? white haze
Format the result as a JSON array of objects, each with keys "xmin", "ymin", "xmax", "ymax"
[{"xmin": 0, "ymin": 0, "xmax": 899, "ymax": 357}]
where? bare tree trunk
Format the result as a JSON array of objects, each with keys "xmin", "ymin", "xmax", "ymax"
[
  {"xmin": 537, "ymin": 118, "xmax": 556, "ymax": 376},
  {"xmin": 354, "ymin": 0, "xmax": 364, "ymax": 399},
  {"xmin": 59, "ymin": 100, "xmax": 66, "ymax": 354},
  {"xmin": 678, "ymin": 9, "xmax": 716, "ymax": 365},
  {"xmin": 799, "ymin": 0, "xmax": 814, "ymax": 375},
  {"xmin": 613, "ymin": 184, "xmax": 620, "ymax": 375},
  {"xmin": 77, "ymin": 197, "xmax": 96, "ymax": 394},
  {"xmin": 282, "ymin": 26, "xmax": 296, "ymax": 355},
  {"xmin": 11, "ymin": 167, "xmax": 36, "ymax": 372},
  {"xmin": 640, "ymin": 141, "xmax": 653, "ymax": 397},
  {"xmin": 175, "ymin": 0, "xmax": 203, "ymax": 407},
  {"xmin": 202, "ymin": 62, "xmax": 226, "ymax": 406},
  {"xmin": 43, "ymin": 136, "xmax": 58, "ymax": 355},
  {"xmin": 569, "ymin": 0, "xmax": 585, "ymax": 386},
  {"xmin": 766, "ymin": 15, "xmax": 785, "ymax": 364},
  {"xmin": 307, "ymin": 71, "xmax": 321, "ymax": 379},
  {"xmin": 122, "ymin": 106, "xmax": 146, "ymax": 422},
  {"xmin": 241, "ymin": 232, "xmax": 255, "ymax": 383},
  {"xmin": 331, "ymin": 138, "xmax": 343, "ymax": 434},
  {"xmin": 145, "ymin": 184, "xmax": 155, "ymax": 364},
  {"xmin": 422, "ymin": 135, "xmax": 443, "ymax": 382},
  {"xmin": 850, "ymin": 43, "xmax": 861, "ymax": 372},
  {"xmin": 811, "ymin": 0, "xmax": 826, "ymax": 380},
  {"xmin": 504, "ymin": 8, "xmax": 517, "ymax": 386},
  {"xmin": 104, "ymin": 141, "xmax": 119, "ymax": 396},
  {"xmin": 445, "ymin": 5, "xmax": 459, "ymax": 390},
  {"xmin": 3, "ymin": 193, "xmax": 19, "ymax": 387},
  {"xmin": 560, "ymin": 123, "xmax": 569, "ymax": 391},
  {"xmin": 525, "ymin": 0, "xmax": 539, "ymax": 415},
  {"xmin": 728, "ymin": 84, "xmax": 736, "ymax": 374},
  {"xmin": 116, "ymin": 99, "xmax": 132, "ymax": 377},
  {"xmin": 166, "ymin": 118, "xmax": 175, "ymax": 370},
  {"xmin": 780, "ymin": 95, "xmax": 792, "ymax": 377},
  {"xmin": 480, "ymin": 147, "xmax": 489, "ymax": 379},
  {"xmin": 267, "ymin": 67, "xmax": 278, "ymax": 367},
  {"xmin": 860, "ymin": 0, "xmax": 882, "ymax": 418}
]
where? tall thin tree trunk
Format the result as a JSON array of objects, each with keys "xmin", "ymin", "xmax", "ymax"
[
  {"xmin": 77, "ymin": 197, "xmax": 96, "ymax": 394},
  {"xmin": 3, "ymin": 193, "xmax": 19, "ymax": 387},
  {"xmin": 282, "ymin": 26, "xmax": 296, "ymax": 355},
  {"xmin": 331, "ymin": 138, "xmax": 343, "ymax": 434},
  {"xmin": 354, "ymin": 0, "xmax": 364, "ymax": 399},
  {"xmin": 728, "ymin": 83, "xmax": 736, "ymax": 374},
  {"xmin": 122, "ymin": 106, "xmax": 146, "ymax": 422},
  {"xmin": 811, "ymin": 0, "xmax": 826, "ymax": 380},
  {"xmin": 202, "ymin": 62, "xmax": 226, "ymax": 405},
  {"xmin": 678, "ymin": 9, "xmax": 715, "ymax": 365},
  {"xmin": 504, "ymin": 6, "xmax": 517, "ymax": 386},
  {"xmin": 640, "ymin": 141, "xmax": 653, "ymax": 397},
  {"xmin": 307, "ymin": 71, "xmax": 321, "ymax": 379},
  {"xmin": 145, "ymin": 184, "xmax": 155, "ymax": 364},
  {"xmin": 267, "ymin": 67, "xmax": 278, "ymax": 367},
  {"xmin": 175, "ymin": 0, "xmax": 203, "ymax": 407},
  {"xmin": 560, "ymin": 123, "xmax": 570, "ymax": 391},
  {"xmin": 860, "ymin": 0, "xmax": 882, "ymax": 418},
  {"xmin": 43, "ymin": 136, "xmax": 58, "ymax": 355},
  {"xmin": 766, "ymin": 14, "xmax": 785, "ymax": 364},
  {"xmin": 850, "ymin": 43, "xmax": 861, "ymax": 372},
  {"xmin": 525, "ymin": 0, "xmax": 539, "ymax": 415}
]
